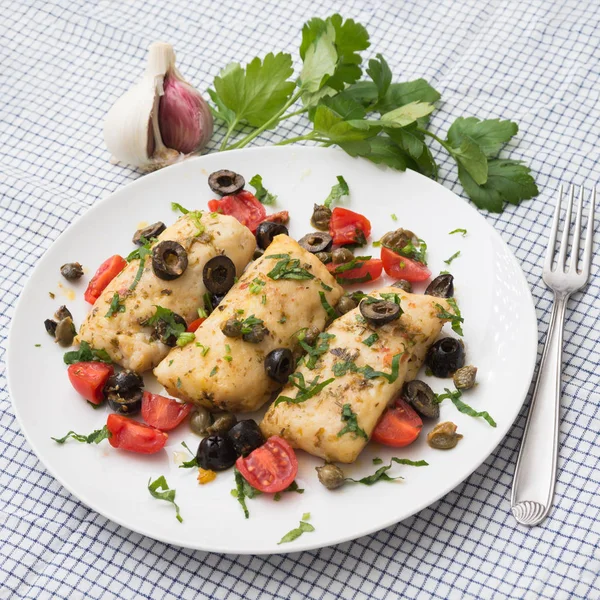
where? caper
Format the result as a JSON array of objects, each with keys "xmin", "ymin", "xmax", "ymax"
[
  {"xmin": 315, "ymin": 251, "xmax": 332, "ymax": 264},
  {"xmin": 243, "ymin": 323, "xmax": 269, "ymax": 344},
  {"xmin": 190, "ymin": 407, "xmax": 212, "ymax": 436},
  {"xmin": 54, "ymin": 305, "xmax": 72, "ymax": 322},
  {"xmin": 392, "ymin": 279, "xmax": 412, "ymax": 293},
  {"xmin": 221, "ymin": 318, "xmax": 243, "ymax": 338},
  {"xmin": 336, "ymin": 296, "xmax": 357, "ymax": 315},
  {"xmin": 302, "ymin": 326, "xmax": 320, "ymax": 346},
  {"xmin": 380, "ymin": 228, "xmax": 416, "ymax": 251},
  {"xmin": 310, "ymin": 204, "xmax": 332, "ymax": 231},
  {"xmin": 54, "ymin": 317, "xmax": 76, "ymax": 347},
  {"xmin": 427, "ymin": 421, "xmax": 463, "ymax": 450},
  {"xmin": 316, "ymin": 464, "xmax": 345, "ymax": 490},
  {"xmin": 207, "ymin": 412, "xmax": 237, "ymax": 436},
  {"xmin": 60, "ymin": 262, "xmax": 83, "ymax": 281},
  {"xmin": 331, "ymin": 248, "xmax": 354, "ymax": 264},
  {"xmin": 453, "ymin": 365, "xmax": 477, "ymax": 390}
]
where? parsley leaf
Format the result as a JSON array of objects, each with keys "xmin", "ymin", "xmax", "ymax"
[
  {"xmin": 447, "ymin": 117, "xmax": 518, "ymax": 157},
  {"xmin": 362, "ymin": 333, "xmax": 378, "ymax": 347},
  {"xmin": 171, "ymin": 202, "xmax": 190, "ymax": 215},
  {"xmin": 435, "ymin": 388, "xmax": 497, "ymax": 427},
  {"xmin": 232, "ymin": 467, "xmax": 263, "ymax": 518},
  {"xmin": 345, "ymin": 457, "xmax": 428, "ymax": 485},
  {"xmin": 319, "ymin": 291, "xmax": 338, "ymax": 319},
  {"xmin": 63, "ymin": 341, "xmax": 112, "ymax": 365},
  {"xmin": 435, "ymin": 299, "xmax": 464, "ymax": 336},
  {"xmin": 249, "ymin": 174, "xmax": 277, "ymax": 205},
  {"xmin": 337, "ymin": 403, "xmax": 368, "ymax": 440},
  {"xmin": 447, "ymin": 135, "xmax": 488, "ymax": 186},
  {"xmin": 148, "ymin": 476, "xmax": 183, "ymax": 523},
  {"xmin": 380, "ymin": 101, "xmax": 436, "ymax": 128},
  {"xmin": 177, "ymin": 332, "xmax": 196, "ymax": 347},
  {"xmin": 144, "ymin": 306, "xmax": 186, "ymax": 340},
  {"xmin": 299, "ymin": 332, "xmax": 336, "ymax": 369},
  {"xmin": 275, "ymin": 374, "xmax": 334, "ymax": 406},
  {"xmin": 449, "ymin": 228, "xmax": 467, "ymax": 236},
  {"xmin": 324, "ymin": 175, "xmax": 349, "ymax": 208},
  {"xmin": 267, "ymin": 255, "xmax": 314, "ymax": 280},
  {"xmin": 374, "ymin": 78, "xmax": 441, "ymax": 114},
  {"xmin": 105, "ymin": 292, "xmax": 126, "ymax": 318},
  {"xmin": 51, "ymin": 425, "xmax": 111, "ymax": 445},
  {"xmin": 213, "ymin": 53, "xmax": 296, "ymax": 128},
  {"xmin": 444, "ymin": 251, "xmax": 461, "ymax": 265},
  {"xmin": 278, "ymin": 514, "xmax": 315, "ymax": 545},
  {"xmin": 178, "ymin": 441, "xmax": 199, "ymax": 469},
  {"xmin": 366, "ymin": 53, "xmax": 391, "ymax": 101}
]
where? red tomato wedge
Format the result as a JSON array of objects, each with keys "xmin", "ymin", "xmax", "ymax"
[
  {"xmin": 67, "ymin": 362, "xmax": 114, "ymax": 404},
  {"xmin": 380, "ymin": 247, "xmax": 431, "ymax": 282},
  {"xmin": 84, "ymin": 255, "xmax": 127, "ymax": 304},
  {"xmin": 327, "ymin": 258, "xmax": 383, "ymax": 284},
  {"xmin": 208, "ymin": 190, "xmax": 266, "ymax": 233},
  {"xmin": 106, "ymin": 414, "xmax": 168, "ymax": 454},
  {"xmin": 329, "ymin": 207, "xmax": 371, "ymax": 245},
  {"xmin": 372, "ymin": 398, "xmax": 423, "ymax": 447},
  {"xmin": 260, "ymin": 210, "xmax": 289, "ymax": 225},
  {"xmin": 141, "ymin": 392, "xmax": 192, "ymax": 431},
  {"xmin": 235, "ymin": 436, "xmax": 298, "ymax": 494},
  {"xmin": 186, "ymin": 318, "xmax": 205, "ymax": 332}
]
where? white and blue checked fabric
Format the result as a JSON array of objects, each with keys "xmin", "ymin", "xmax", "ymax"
[{"xmin": 1, "ymin": 0, "xmax": 599, "ymax": 598}]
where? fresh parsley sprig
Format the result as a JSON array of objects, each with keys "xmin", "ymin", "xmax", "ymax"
[
  {"xmin": 435, "ymin": 387, "xmax": 497, "ymax": 427},
  {"xmin": 52, "ymin": 425, "xmax": 111, "ymax": 445},
  {"xmin": 148, "ymin": 476, "xmax": 183, "ymax": 523},
  {"xmin": 345, "ymin": 457, "xmax": 428, "ymax": 485},
  {"xmin": 337, "ymin": 403, "xmax": 368, "ymax": 440},
  {"xmin": 324, "ymin": 175, "xmax": 349, "ymax": 208},
  {"xmin": 63, "ymin": 341, "xmax": 112, "ymax": 365}
]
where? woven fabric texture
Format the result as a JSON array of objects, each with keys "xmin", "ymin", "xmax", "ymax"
[{"xmin": 1, "ymin": 0, "xmax": 599, "ymax": 598}]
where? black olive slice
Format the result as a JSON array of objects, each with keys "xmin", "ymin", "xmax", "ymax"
[
  {"xmin": 132, "ymin": 221, "xmax": 166, "ymax": 245},
  {"xmin": 425, "ymin": 274, "xmax": 454, "ymax": 298},
  {"xmin": 107, "ymin": 389, "xmax": 143, "ymax": 415},
  {"xmin": 255, "ymin": 221, "xmax": 289, "ymax": 249},
  {"xmin": 203, "ymin": 255, "xmax": 236, "ymax": 295},
  {"xmin": 208, "ymin": 170, "xmax": 245, "ymax": 196},
  {"xmin": 359, "ymin": 299, "xmax": 401, "ymax": 326},
  {"xmin": 298, "ymin": 232, "xmax": 333, "ymax": 254},
  {"xmin": 402, "ymin": 380, "xmax": 439, "ymax": 419},
  {"xmin": 104, "ymin": 370, "xmax": 144, "ymax": 396},
  {"xmin": 44, "ymin": 319, "xmax": 57, "ymax": 337},
  {"xmin": 196, "ymin": 435, "xmax": 237, "ymax": 471},
  {"xmin": 425, "ymin": 337, "xmax": 465, "ymax": 377},
  {"xmin": 152, "ymin": 312, "xmax": 187, "ymax": 346},
  {"xmin": 228, "ymin": 420, "xmax": 264, "ymax": 457},
  {"xmin": 264, "ymin": 348, "xmax": 294, "ymax": 384},
  {"xmin": 152, "ymin": 241, "xmax": 188, "ymax": 281}
]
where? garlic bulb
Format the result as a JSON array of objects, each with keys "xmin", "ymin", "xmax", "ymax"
[{"xmin": 104, "ymin": 42, "xmax": 214, "ymax": 170}]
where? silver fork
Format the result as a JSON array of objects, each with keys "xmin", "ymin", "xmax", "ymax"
[{"xmin": 511, "ymin": 185, "xmax": 596, "ymax": 527}]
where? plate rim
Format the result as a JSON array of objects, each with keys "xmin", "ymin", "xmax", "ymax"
[{"xmin": 6, "ymin": 145, "xmax": 538, "ymax": 554}]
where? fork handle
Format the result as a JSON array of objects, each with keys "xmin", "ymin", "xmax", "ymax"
[{"xmin": 510, "ymin": 293, "xmax": 568, "ymax": 526}]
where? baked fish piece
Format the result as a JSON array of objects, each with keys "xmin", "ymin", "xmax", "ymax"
[
  {"xmin": 154, "ymin": 234, "xmax": 344, "ymax": 412},
  {"xmin": 260, "ymin": 288, "xmax": 452, "ymax": 463},
  {"xmin": 77, "ymin": 212, "xmax": 255, "ymax": 372}
]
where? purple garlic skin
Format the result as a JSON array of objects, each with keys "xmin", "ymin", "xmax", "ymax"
[{"xmin": 159, "ymin": 75, "xmax": 214, "ymax": 155}]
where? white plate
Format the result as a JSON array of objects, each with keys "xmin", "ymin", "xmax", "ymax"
[{"xmin": 7, "ymin": 147, "xmax": 537, "ymax": 554}]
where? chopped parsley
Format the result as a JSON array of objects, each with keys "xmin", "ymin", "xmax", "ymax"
[
  {"xmin": 105, "ymin": 292, "xmax": 126, "ymax": 318},
  {"xmin": 210, "ymin": 366, "xmax": 218, "ymax": 377},
  {"xmin": 231, "ymin": 467, "xmax": 262, "ymax": 518},
  {"xmin": 379, "ymin": 292, "xmax": 403, "ymax": 307},
  {"xmin": 345, "ymin": 457, "xmax": 428, "ymax": 486},
  {"xmin": 278, "ymin": 513, "xmax": 315, "ymax": 545},
  {"xmin": 449, "ymin": 228, "xmax": 467, "ymax": 236},
  {"xmin": 240, "ymin": 314, "xmax": 264, "ymax": 334},
  {"xmin": 249, "ymin": 174, "xmax": 277, "ymax": 205},
  {"xmin": 171, "ymin": 202, "xmax": 190, "ymax": 214},
  {"xmin": 195, "ymin": 342, "xmax": 210, "ymax": 356},
  {"xmin": 332, "ymin": 353, "xmax": 402, "ymax": 384},
  {"xmin": 203, "ymin": 293, "xmax": 214, "ymax": 315},
  {"xmin": 224, "ymin": 344, "xmax": 232, "ymax": 362},
  {"xmin": 51, "ymin": 425, "xmax": 111, "ymax": 445},
  {"xmin": 261, "ymin": 294, "xmax": 267, "ymax": 305},
  {"xmin": 63, "ymin": 341, "xmax": 112, "ymax": 365},
  {"xmin": 372, "ymin": 457, "xmax": 383, "ymax": 465},
  {"xmin": 267, "ymin": 254, "xmax": 314, "ymax": 280},
  {"xmin": 249, "ymin": 278, "xmax": 266, "ymax": 294},
  {"xmin": 319, "ymin": 291, "xmax": 337, "ymax": 319},
  {"xmin": 435, "ymin": 298, "xmax": 464, "ymax": 336},
  {"xmin": 362, "ymin": 333, "xmax": 379, "ymax": 347},
  {"xmin": 435, "ymin": 387, "xmax": 496, "ymax": 427},
  {"xmin": 148, "ymin": 476, "xmax": 183, "ymax": 523},
  {"xmin": 324, "ymin": 175, "xmax": 349, "ymax": 209},
  {"xmin": 330, "ymin": 255, "xmax": 371, "ymax": 274},
  {"xmin": 125, "ymin": 238, "xmax": 153, "ymax": 292},
  {"xmin": 178, "ymin": 441, "xmax": 199, "ymax": 469},
  {"xmin": 444, "ymin": 251, "xmax": 461, "ymax": 265},
  {"xmin": 393, "ymin": 238, "xmax": 428, "ymax": 265},
  {"xmin": 320, "ymin": 282, "xmax": 333, "ymax": 292},
  {"xmin": 275, "ymin": 373, "xmax": 334, "ymax": 406},
  {"xmin": 177, "ymin": 332, "xmax": 195, "ymax": 347},
  {"xmin": 391, "ymin": 213, "xmax": 398, "ymax": 221},
  {"xmin": 176, "ymin": 377, "xmax": 182, "ymax": 388},
  {"xmin": 144, "ymin": 306, "xmax": 187, "ymax": 341},
  {"xmin": 197, "ymin": 307, "xmax": 208, "ymax": 319},
  {"xmin": 278, "ymin": 315, "xmax": 287, "ymax": 324},
  {"xmin": 299, "ymin": 332, "xmax": 335, "ymax": 369},
  {"xmin": 337, "ymin": 404, "xmax": 368, "ymax": 440}
]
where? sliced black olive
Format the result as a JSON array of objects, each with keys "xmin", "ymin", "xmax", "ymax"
[
  {"xmin": 311, "ymin": 204, "xmax": 332, "ymax": 231},
  {"xmin": 392, "ymin": 279, "xmax": 412, "ymax": 293},
  {"xmin": 203, "ymin": 255, "xmax": 235, "ymax": 295},
  {"xmin": 206, "ymin": 412, "xmax": 237, "ymax": 436},
  {"xmin": 298, "ymin": 232, "xmax": 333, "ymax": 254},
  {"xmin": 426, "ymin": 337, "xmax": 465, "ymax": 377},
  {"xmin": 359, "ymin": 299, "xmax": 400, "ymax": 326},
  {"xmin": 55, "ymin": 317, "xmax": 76, "ymax": 347},
  {"xmin": 153, "ymin": 312, "xmax": 187, "ymax": 346},
  {"xmin": 331, "ymin": 248, "xmax": 354, "ymax": 264},
  {"xmin": 208, "ymin": 170, "xmax": 245, "ymax": 196},
  {"xmin": 243, "ymin": 323, "xmax": 269, "ymax": 344},
  {"xmin": 264, "ymin": 348, "xmax": 294, "ymax": 383},
  {"xmin": 253, "ymin": 248, "xmax": 264, "ymax": 260},
  {"xmin": 44, "ymin": 319, "xmax": 57, "ymax": 337},
  {"xmin": 196, "ymin": 435, "xmax": 237, "ymax": 471},
  {"xmin": 152, "ymin": 241, "xmax": 188, "ymax": 281},
  {"xmin": 336, "ymin": 296, "xmax": 357, "ymax": 315},
  {"xmin": 54, "ymin": 305, "xmax": 72, "ymax": 322},
  {"xmin": 209, "ymin": 293, "xmax": 226, "ymax": 311},
  {"xmin": 221, "ymin": 318, "xmax": 243, "ymax": 338},
  {"xmin": 107, "ymin": 389, "xmax": 143, "ymax": 415},
  {"xmin": 228, "ymin": 420, "xmax": 264, "ymax": 457},
  {"xmin": 104, "ymin": 370, "xmax": 144, "ymax": 396},
  {"xmin": 132, "ymin": 221, "xmax": 166, "ymax": 245},
  {"xmin": 60, "ymin": 262, "xmax": 83, "ymax": 281},
  {"xmin": 256, "ymin": 222, "xmax": 289, "ymax": 250},
  {"xmin": 402, "ymin": 380, "xmax": 439, "ymax": 419},
  {"xmin": 425, "ymin": 274, "xmax": 454, "ymax": 298}
]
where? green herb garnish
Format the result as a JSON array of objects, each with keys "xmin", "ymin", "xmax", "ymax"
[
  {"xmin": 239, "ymin": 314, "xmax": 265, "ymax": 334},
  {"xmin": 391, "ymin": 213, "xmax": 398, "ymax": 221},
  {"xmin": 143, "ymin": 306, "xmax": 186, "ymax": 340},
  {"xmin": 299, "ymin": 332, "xmax": 336, "ymax": 369},
  {"xmin": 362, "ymin": 333, "xmax": 379, "ymax": 347},
  {"xmin": 275, "ymin": 373, "xmax": 334, "ymax": 406},
  {"xmin": 372, "ymin": 457, "xmax": 383, "ymax": 465},
  {"xmin": 435, "ymin": 298, "xmax": 464, "ymax": 336},
  {"xmin": 249, "ymin": 278, "xmax": 266, "ymax": 294},
  {"xmin": 195, "ymin": 342, "xmax": 210, "ymax": 356},
  {"xmin": 319, "ymin": 291, "xmax": 337, "ymax": 319},
  {"xmin": 105, "ymin": 292, "xmax": 126, "ymax": 318},
  {"xmin": 324, "ymin": 175, "xmax": 349, "ymax": 209},
  {"xmin": 232, "ymin": 467, "xmax": 263, "ymax": 518},
  {"xmin": 435, "ymin": 387, "xmax": 496, "ymax": 427},
  {"xmin": 63, "ymin": 341, "xmax": 112, "ymax": 365},
  {"xmin": 51, "ymin": 425, "xmax": 111, "ymax": 445},
  {"xmin": 332, "ymin": 353, "xmax": 402, "ymax": 384},
  {"xmin": 449, "ymin": 228, "xmax": 467, "ymax": 236},
  {"xmin": 179, "ymin": 441, "xmax": 199, "ymax": 469},
  {"xmin": 249, "ymin": 174, "xmax": 277, "ymax": 205},
  {"xmin": 444, "ymin": 251, "xmax": 461, "ymax": 265},
  {"xmin": 337, "ymin": 403, "xmax": 368, "ymax": 440},
  {"xmin": 171, "ymin": 202, "xmax": 190, "ymax": 214},
  {"xmin": 177, "ymin": 332, "xmax": 196, "ymax": 347},
  {"xmin": 210, "ymin": 366, "xmax": 218, "ymax": 377},
  {"xmin": 278, "ymin": 513, "xmax": 315, "ymax": 545},
  {"xmin": 267, "ymin": 255, "xmax": 314, "ymax": 280},
  {"xmin": 345, "ymin": 457, "xmax": 428, "ymax": 485},
  {"xmin": 320, "ymin": 282, "xmax": 333, "ymax": 291},
  {"xmin": 148, "ymin": 476, "xmax": 183, "ymax": 523}
]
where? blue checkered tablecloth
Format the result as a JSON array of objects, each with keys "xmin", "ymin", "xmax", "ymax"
[{"xmin": 1, "ymin": 0, "xmax": 599, "ymax": 598}]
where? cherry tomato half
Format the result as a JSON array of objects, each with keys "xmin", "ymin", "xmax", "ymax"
[
  {"xmin": 327, "ymin": 258, "xmax": 383, "ymax": 284},
  {"xmin": 372, "ymin": 398, "xmax": 423, "ymax": 447},
  {"xmin": 186, "ymin": 318, "xmax": 205, "ymax": 332},
  {"xmin": 67, "ymin": 361, "xmax": 114, "ymax": 404},
  {"xmin": 380, "ymin": 247, "xmax": 431, "ymax": 282},
  {"xmin": 208, "ymin": 190, "xmax": 266, "ymax": 233},
  {"xmin": 329, "ymin": 207, "xmax": 372, "ymax": 246},
  {"xmin": 106, "ymin": 414, "xmax": 168, "ymax": 454},
  {"xmin": 141, "ymin": 391, "xmax": 192, "ymax": 431},
  {"xmin": 235, "ymin": 436, "xmax": 298, "ymax": 494},
  {"xmin": 84, "ymin": 255, "xmax": 127, "ymax": 304}
]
